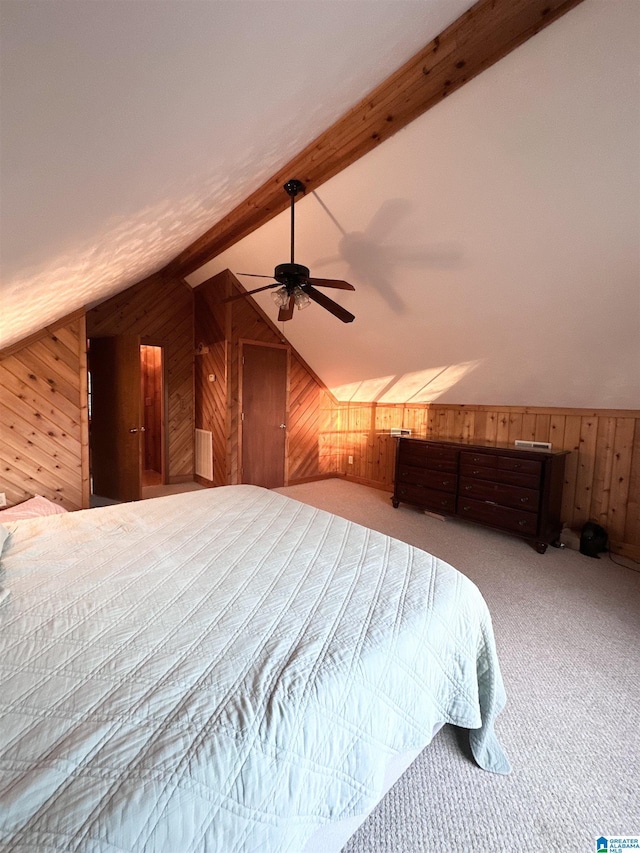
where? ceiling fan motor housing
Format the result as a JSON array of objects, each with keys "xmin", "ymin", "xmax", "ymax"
[
  {"xmin": 274, "ymin": 263, "xmax": 310, "ymax": 287},
  {"xmin": 283, "ymin": 179, "xmax": 305, "ymax": 197}
]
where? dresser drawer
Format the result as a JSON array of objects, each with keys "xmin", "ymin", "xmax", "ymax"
[
  {"xmin": 458, "ymin": 477, "xmax": 539, "ymax": 512},
  {"xmin": 457, "ymin": 498, "xmax": 538, "ymax": 536},
  {"xmin": 397, "ymin": 440, "xmax": 428, "ymax": 467},
  {"xmin": 498, "ymin": 455, "xmax": 541, "ymax": 477},
  {"xmin": 460, "ymin": 451, "xmax": 497, "ymax": 469},
  {"xmin": 398, "ymin": 441, "xmax": 457, "ymax": 472},
  {"xmin": 395, "ymin": 484, "xmax": 456, "ymax": 513},
  {"xmin": 424, "ymin": 446, "xmax": 458, "ymax": 473},
  {"xmin": 397, "ymin": 465, "xmax": 456, "ymax": 492},
  {"xmin": 459, "ymin": 462, "xmax": 540, "ymax": 489}
]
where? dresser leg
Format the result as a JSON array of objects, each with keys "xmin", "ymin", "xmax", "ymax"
[
  {"xmin": 392, "ymin": 498, "xmax": 400, "ymax": 508},
  {"xmin": 535, "ymin": 541, "xmax": 548, "ymax": 554}
]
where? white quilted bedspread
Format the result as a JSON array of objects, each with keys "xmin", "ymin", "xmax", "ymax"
[{"xmin": 0, "ymin": 486, "xmax": 509, "ymax": 852}]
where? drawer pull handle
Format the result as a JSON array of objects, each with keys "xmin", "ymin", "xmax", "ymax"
[
  {"xmin": 513, "ymin": 464, "xmax": 521, "ymax": 470},
  {"xmin": 464, "ymin": 485, "xmax": 473, "ymax": 491},
  {"xmin": 518, "ymin": 519, "xmax": 529, "ymax": 527},
  {"xmin": 442, "ymin": 480, "xmax": 450, "ymax": 486},
  {"xmin": 463, "ymin": 505, "xmax": 470, "ymax": 511},
  {"xmin": 473, "ymin": 469, "xmax": 481, "ymax": 475},
  {"xmin": 520, "ymin": 497, "xmax": 529, "ymax": 503}
]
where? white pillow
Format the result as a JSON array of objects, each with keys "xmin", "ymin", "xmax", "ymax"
[{"xmin": 0, "ymin": 495, "xmax": 68, "ymax": 522}]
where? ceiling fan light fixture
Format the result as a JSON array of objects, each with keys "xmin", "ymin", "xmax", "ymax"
[
  {"xmin": 294, "ymin": 288, "xmax": 310, "ymax": 310},
  {"xmin": 271, "ymin": 286, "xmax": 289, "ymax": 308}
]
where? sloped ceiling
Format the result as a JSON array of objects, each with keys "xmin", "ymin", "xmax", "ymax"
[
  {"xmin": 0, "ymin": 0, "xmax": 473, "ymax": 349},
  {"xmin": 2, "ymin": 1, "xmax": 638, "ymax": 410},
  {"xmin": 190, "ymin": 0, "xmax": 640, "ymax": 409}
]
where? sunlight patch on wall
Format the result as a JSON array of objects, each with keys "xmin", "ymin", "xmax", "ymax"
[
  {"xmin": 330, "ymin": 360, "xmax": 481, "ymax": 404},
  {"xmin": 330, "ymin": 374, "xmax": 397, "ymax": 403}
]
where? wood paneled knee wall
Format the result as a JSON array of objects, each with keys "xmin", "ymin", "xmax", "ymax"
[{"xmin": 326, "ymin": 403, "xmax": 640, "ymax": 560}]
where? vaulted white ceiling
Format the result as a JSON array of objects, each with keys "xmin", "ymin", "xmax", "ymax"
[
  {"xmin": 2, "ymin": 0, "xmax": 638, "ymax": 409},
  {"xmin": 190, "ymin": 0, "xmax": 640, "ymax": 408},
  {"xmin": 0, "ymin": 0, "xmax": 473, "ymax": 349}
]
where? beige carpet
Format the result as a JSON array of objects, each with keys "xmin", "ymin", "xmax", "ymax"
[{"xmin": 277, "ymin": 478, "xmax": 640, "ymax": 853}]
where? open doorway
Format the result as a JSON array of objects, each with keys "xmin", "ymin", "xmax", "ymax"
[
  {"xmin": 140, "ymin": 344, "xmax": 165, "ymax": 488},
  {"xmin": 88, "ymin": 336, "xmax": 167, "ymax": 504}
]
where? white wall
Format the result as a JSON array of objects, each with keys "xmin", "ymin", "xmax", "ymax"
[{"xmin": 191, "ymin": 0, "xmax": 640, "ymax": 409}]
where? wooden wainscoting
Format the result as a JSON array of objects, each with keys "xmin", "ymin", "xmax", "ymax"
[
  {"xmin": 0, "ymin": 310, "xmax": 90, "ymax": 510},
  {"xmin": 327, "ymin": 403, "xmax": 640, "ymax": 560}
]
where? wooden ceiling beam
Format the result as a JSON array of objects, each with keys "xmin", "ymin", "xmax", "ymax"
[{"xmin": 163, "ymin": 0, "xmax": 585, "ymax": 279}]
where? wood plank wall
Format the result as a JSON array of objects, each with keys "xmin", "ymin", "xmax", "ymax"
[
  {"xmin": 3, "ymin": 285, "xmax": 637, "ymax": 562},
  {"xmin": 86, "ymin": 272, "xmax": 194, "ymax": 482},
  {"xmin": 0, "ymin": 311, "xmax": 89, "ymax": 510},
  {"xmin": 329, "ymin": 403, "xmax": 640, "ymax": 559},
  {"xmin": 194, "ymin": 271, "xmax": 336, "ymax": 485},
  {"xmin": 194, "ymin": 284, "xmax": 228, "ymax": 487}
]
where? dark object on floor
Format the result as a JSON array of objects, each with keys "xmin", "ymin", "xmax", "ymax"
[{"xmin": 580, "ymin": 521, "xmax": 608, "ymax": 558}]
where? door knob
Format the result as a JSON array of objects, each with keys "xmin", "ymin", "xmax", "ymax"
[
  {"xmin": 279, "ymin": 423, "xmax": 287, "ymax": 429},
  {"xmin": 129, "ymin": 428, "xmax": 138, "ymax": 433}
]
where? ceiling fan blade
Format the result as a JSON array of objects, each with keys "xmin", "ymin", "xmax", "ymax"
[
  {"xmin": 237, "ymin": 273, "xmax": 274, "ymax": 279},
  {"xmin": 306, "ymin": 277, "xmax": 355, "ymax": 291},
  {"xmin": 221, "ymin": 282, "xmax": 278, "ymax": 303},
  {"xmin": 278, "ymin": 294, "xmax": 295, "ymax": 322},
  {"xmin": 305, "ymin": 286, "xmax": 355, "ymax": 323}
]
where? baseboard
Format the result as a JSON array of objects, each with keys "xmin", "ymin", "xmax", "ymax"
[
  {"xmin": 609, "ymin": 540, "xmax": 640, "ymax": 562},
  {"xmin": 168, "ymin": 474, "xmax": 194, "ymax": 484},
  {"xmin": 287, "ymin": 473, "xmax": 343, "ymax": 486},
  {"xmin": 343, "ymin": 474, "xmax": 393, "ymax": 493}
]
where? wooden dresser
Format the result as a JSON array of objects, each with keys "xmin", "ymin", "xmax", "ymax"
[{"xmin": 392, "ymin": 437, "xmax": 569, "ymax": 553}]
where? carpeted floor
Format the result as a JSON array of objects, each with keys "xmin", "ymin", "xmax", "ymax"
[{"xmin": 276, "ymin": 478, "xmax": 640, "ymax": 853}]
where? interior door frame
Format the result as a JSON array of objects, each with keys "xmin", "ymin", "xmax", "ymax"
[
  {"xmin": 238, "ymin": 339, "xmax": 290, "ymax": 487},
  {"xmin": 140, "ymin": 337, "xmax": 169, "ymax": 485}
]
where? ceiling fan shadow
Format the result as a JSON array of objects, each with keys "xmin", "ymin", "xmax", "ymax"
[{"xmin": 312, "ymin": 193, "xmax": 463, "ymax": 315}]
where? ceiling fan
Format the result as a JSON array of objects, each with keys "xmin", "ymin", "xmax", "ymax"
[{"xmin": 225, "ymin": 179, "xmax": 356, "ymax": 323}]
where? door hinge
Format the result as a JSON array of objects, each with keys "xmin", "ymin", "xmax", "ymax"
[{"xmin": 241, "ymin": 412, "xmax": 245, "ymax": 421}]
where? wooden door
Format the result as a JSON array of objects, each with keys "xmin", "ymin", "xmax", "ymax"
[
  {"xmin": 241, "ymin": 343, "xmax": 288, "ymax": 488},
  {"xmin": 89, "ymin": 335, "xmax": 142, "ymax": 501}
]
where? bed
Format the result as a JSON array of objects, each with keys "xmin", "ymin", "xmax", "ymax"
[{"xmin": 0, "ymin": 485, "xmax": 509, "ymax": 852}]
